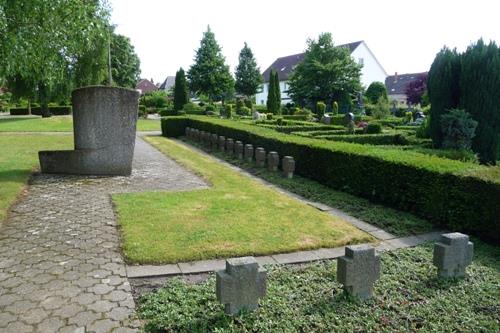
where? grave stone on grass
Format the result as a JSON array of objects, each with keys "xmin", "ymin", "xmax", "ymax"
[
  {"xmin": 267, "ymin": 152, "xmax": 279, "ymax": 171},
  {"xmin": 255, "ymin": 147, "xmax": 266, "ymax": 167},
  {"xmin": 337, "ymin": 245, "xmax": 380, "ymax": 300},
  {"xmin": 433, "ymin": 232, "xmax": 473, "ymax": 278},
  {"xmin": 226, "ymin": 138, "xmax": 234, "ymax": 154},
  {"xmin": 219, "ymin": 136, "xmax": 226, "ymax": 152},
  {"xmin": 244, "ymin": 144, "xmax": 254, "ymax": 163},
  {"xmin": 216, "ymin": 257, "xmax": 267, "ymax": 315},
  {"xmin": 282, "ymin": 156, "xmax": 295, "ymax": 178},
  {"xmin": 235, "ymin": 141, "xmax": 244, "ymax": 159}
]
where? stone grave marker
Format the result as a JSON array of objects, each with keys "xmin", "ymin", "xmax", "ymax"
[
  {"xmin": 433, "ymin": 232, "xmax": 473, "ymax": 278},
  {"xmin": 337, "ymin": 244, "xmax": 380, "ymax": 300},
  {"xmin": 255, "ymin": 147, "xmax": 266, "ymax": 167},
  {"xmin": 216, "ymin": 257, "xmax": 267, "ymax": 315},
  {"xmin": 219, "ymin": 136, "xmax": 226, "ymax": 152},
  {"xmin": 267, "ymin": 151, "xmax": 279, "ymax": 171},
  {"xmin": 282, "ymin": 156, "xmax": 295, "ymax": 178},
  {"xmin": 226, "ymin": 138, "xmax": 234, "ymax": 154},
  {"xmin": 211, "ymin": 133, "xmax": 219, "ymax": 150},
  {"xmin": 244, "ymin": 144, "xmax": 254, "ymax": 163},
  {"xmin": 235, "ymin": 141, "xmax": 244, "ymax": 159}
]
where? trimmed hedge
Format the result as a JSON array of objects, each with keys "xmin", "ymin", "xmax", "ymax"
[
  {"xmin": 162, "ymin": 116, "xmax": 500, "ymax": 241},
  {"xmin": 313, "ymin": 133, "xmax": 421, "ymax": 146},
  {"xmin": 9, "ymin": 106, "xmax": 72, "ymax": 116}
]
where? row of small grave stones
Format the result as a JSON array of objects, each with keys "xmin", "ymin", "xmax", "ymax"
[
  {"xmin": 216, "ymin": 232, "xmax": 474, "ymax": 315},
  {"xmin": 185, "ymin": 127, "xmax": 296, "ymax": 178}
]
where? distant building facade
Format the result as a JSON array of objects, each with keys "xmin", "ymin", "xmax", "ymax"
[
  {"xmin": 136, "ymin": 79, "xmax": 158, "ymax": 95},
  {"xmin": 255, "ymin": 41, "xmax": 387, "ymax": 105},
  {"xmin": 159, "ymin": 76, "xmax": 175, "ymax": 93},
  {"xmin": 385, "ymin": 72, "xmax": 428, "ymax": 103}
]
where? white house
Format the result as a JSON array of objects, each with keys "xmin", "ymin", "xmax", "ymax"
[{"xmin": 255, "ymin": 41, "xmax": 387, "ymax": 105}]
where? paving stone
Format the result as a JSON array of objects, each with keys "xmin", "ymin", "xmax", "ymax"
[
  {"xmin": 255, "ymin": 256, "xmax": 278, "ymax": 266},
  {"xmin": 37, "ymin": 317, "xmax": 65, "ymax": 332},
  {"xmin": 368, "ymin": 229, "xmax": 397, "ymax": 240},
  {"xmin": 106, "ymin": 306, "xmax": 133, "ymax": 321},
  {"xmin": 3, "ymin": 321, "xmax": 33, "ymax": 333},
  {"xmin": 88, "ymin": 299, "xmax": 116, "ymax": 312},
  {"xmin": 126, "ymin": 264, "xmax": 181, "ymax": 278},
  {"xmin": 87, "ymin": 319, "xmax": 121, "ymax": 333},
  {"xmin": 312, "ymin": 247, "xmax": 345, "ymax": 260},
  {"xmin": 272, "ymin": 250, "xmax": 320, "ymax": 264},
  {"xmin": 386, "ymin": 235, "xmax": 423, "ymax": 249},
  {"xmin": 178, "ymin": 259, "xmax": 226, "ymax": 274},
  {"xmin": 0, "ymin": 137, "xmax": 208, "ymax": 330}
]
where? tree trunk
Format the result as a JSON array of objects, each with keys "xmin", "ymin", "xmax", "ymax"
[
  {"xmin": 39, "ymin": 83, "xmax": 51, "ymax": 118},
  {"xmin": 28, "ymin": 99, "xmax": 31, "ymax": 115}
]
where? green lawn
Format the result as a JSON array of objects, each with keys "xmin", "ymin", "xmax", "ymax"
[
  {"xmin": 113, "ymin": 137, "xmax": 372, "ymax": 264},
  {"xmin": 138, "ymin": 241, "xmax": 500, "ymax": 332},
  {"xmin": 184, "ymin": 138, "xmax": 436, "ymax": 237},
  {"xmin": 0, "ymin": 134, "xmax": 73, "ymax": 222},
  {"xmin": 0, "ymin": 116, "xmax": 160, "ymax": 132}
]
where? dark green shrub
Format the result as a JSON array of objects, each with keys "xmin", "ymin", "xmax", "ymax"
[
  {"xmin": 240, "ymin": 106, "xmax": 251, "ymax": 116},
  {"xmin": 332, "ymin": 101, "xmax": 339, "ymax": 115},
  {"xmin": 174, "ymin": 68, "xmax": 189, "ymax": 111},
  {"xmin": 255, "ymin": 105, "xmax": 267, "ymax": 113},
  {"xmin": 159, "ymin": 107, "xmax": 178, "ymax": 117},
  {"xmin": 243, "ymin": 99, "xmax": 253, "ymax": 109},
  {"xmin": 182, "ymin": 102, "xmax": 204, "ymax": 115},
  {"xmin": 316, "ymin": 101, "xmax": 326, "ymax": 118},
  {"xmin": 9, "ymin": 106, "xmax": 72, "ymax": 116},
  {"xmin": 365, "ymin": 122, "xmax": 382, "ymax": 134},
  {"xmin": 372, "ymin": 96, "xmax": 390, "ymax": 119},
  {"xmin": 441, "ymin": 109, "xmax": 478, "ymax": 150},
  {"xmin": 161, "ymin": 116, "xmax": 500, "ymax": 241},
  {"xmin": 266, "ymin": 113, "xmax": 273, "ymax": 120},
  {"xmin": 205, "ymin": 105, "xmax": 216, "ymax": 112},
  {"xmin": 416, "ymin": 116, "xmax": 431, "ymax": 138},
  {"xmin": 365, "ymin": 81, "xmax": 388, "ymax": 104}
]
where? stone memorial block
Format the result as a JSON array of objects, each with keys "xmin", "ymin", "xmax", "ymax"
[
  {"xmin": 185, "ymin": 127, "xmax": 191, "ymax": 138},
  {"xmin": 433, "ymin": 232, "xmax": 473, "ymax": 278},
  {"xmin": 282, "ymin": 156, "xmax": 295, "ymax": 178},
  {"xmin": 219, "ymin": 136, "xmax": 226, "ymax": 152},
  {"xmin": 226, "ymin": 138, "xmax": 234, "ymax": 154},
  {"xmin": 255, "ymin": 147, "xmax": 266, "ymax": 167},
  {"xmin": 235, "ymin": 141, "xmax": 244, "ymax": 159},
  {"xmin": 216, "ymin": 257, "xmax": 267, "ymax": 315},
  {"xmin": 194, "ymin": 129, "xmax": 200, "ymax": 142},
  {"xmin": 39, "ymin": 86, "xmax": 139, "ymax": 176},
  {"xmin": 337, "ymin": 245, "xmax": 380, "ymax": 300},
  {"xmin": 244, "ymin": 144, "xmax": 254, "ymax": 163},
  {"xmin": 267, "ymin": 151, "xmax": 279, "ymax": 171},
  {"xmin": 211, "ymin": 133, "xmax": 219, "ymax": 150}
]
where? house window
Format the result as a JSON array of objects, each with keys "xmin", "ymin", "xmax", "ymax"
[
  {"xmin": 260, "ymin": 100, "xmax": 264, "ymax": 105},
  {"xmin": 256, "ymin": 85, "xmax": 263, "ymax": 93},
  {"xmin": 358, "ymin": 58, "xmax": 364, "ymax": 65}
]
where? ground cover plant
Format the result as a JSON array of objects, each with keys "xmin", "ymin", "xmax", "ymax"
[
  {"xmin": 113, "ymin": 137, "xmax": 372, "ymax": 264},
  {"xmin": 137, "ymin": 241, "xmax": 500, "ymax": 332},
  {"xmin": 162, "ymin": 116, "xmax": 500, "ymax": 241},
  {"xmin": 0, "ymin": 116, "xmax": 160, "ymax": 132},
  {"xmin": 0, "ymin": 134, "xmax": 73, "ymax": 222}
]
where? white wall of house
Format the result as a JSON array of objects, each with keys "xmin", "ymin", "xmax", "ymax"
[
  {"xmin": 351, "ymin": 42, "xmax": 388, "ymax": 88},
  {"xmin": 255, "ymin": 42, "xmax": 387, "ymax": 105}
]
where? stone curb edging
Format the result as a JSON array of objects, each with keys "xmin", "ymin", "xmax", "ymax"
[{"xmin": 126, "ymin": 231, "xmax": 446, "ymax": 278}]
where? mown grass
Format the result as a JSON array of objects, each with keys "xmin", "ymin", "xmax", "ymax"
[
  {"xmin": 113, "ymin": 136, "xmax": 372, "ymax": 264},
  {"xmin": 184, "ymin": 138, "xmax": 435, "ymax": 237},
  {"xmin": 0, "ymin": 116, "xmax": 160, "ymax": 132},
  {"xmin": 0, "ymin": 134, "xmax": 73, "ymax": 222},
  {"xmin": 138, "ymin": 241, "xmax": 500, "ymax": 332}
]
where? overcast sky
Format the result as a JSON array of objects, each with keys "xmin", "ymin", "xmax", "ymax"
[{"xmin": 109, "ymin": 0, "xmax": 499, "ymax": 84}]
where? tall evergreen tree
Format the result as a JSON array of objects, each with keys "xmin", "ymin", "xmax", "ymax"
[
  {"xmin": 266, "ymin": 70, "xmax": 279, "ymax": 113},
  {"xmin": 235, "ymin": 42, "xmax": 262, "ymax": 98},
  {"xmin": 459, "ymin": 39, "xmax": 500, "ymax": 164},
  {"xmin": 173, "ymin": 68, "xmax": 189, "ymax": 111},
  {"xmin": 274, "ymin": 71, "xmax": 281, "ymax": 110},
  {"xmin": 427, "ymin": 47, "xmax": 461, "ymax": 148},
  {"xmin": 188, "ymin": 26, "xmax": 234, "ymax": 102}
]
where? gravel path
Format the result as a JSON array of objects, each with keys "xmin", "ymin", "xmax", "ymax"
[{"xmin": 0, "ymin": 136, "xmax": 207, "ymax": 332}]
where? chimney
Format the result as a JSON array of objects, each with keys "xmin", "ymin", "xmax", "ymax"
[{"xmin": 394, "ymin": 72, "xmax": 398, "ymax": 83}]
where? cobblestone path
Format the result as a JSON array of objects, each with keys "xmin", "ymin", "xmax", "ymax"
[{"xmin": 0, "ymin": 136, "xmax": 207, "ymax": 332}]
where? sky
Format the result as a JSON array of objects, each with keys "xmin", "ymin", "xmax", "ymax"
[{"xmin": 109, "ymin": 0, "xmax": 500, "ymax": 84}]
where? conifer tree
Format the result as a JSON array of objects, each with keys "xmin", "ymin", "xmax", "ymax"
[
  {"xmin": 188, "ymin": 26, "xmax": 234, "ymax": 103},
  {"xmin": 266, "ymin": 70, "xmax": 278, "ymax": 113},
  {"xmin": 235, "ymin": 42, "xmax": 262, "ymax": 98},
  {"xmin": 274, "ymin": 71, "xmax": 281, "ymax": 112},
  {"xmin": 173, "ymin": 68, "xmax": 189, "ymax": 111}
]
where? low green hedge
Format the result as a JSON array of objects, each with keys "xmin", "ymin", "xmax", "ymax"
[
  {"xmin": 162, "ymin": 116, "xmax": 500, "ymax": 241},
  {"xmin": 314, "ymin": 133, "xmax": 422, "ymax": 146},
  {"xmin": 9, "ymin": 106, "xmax": 72, "ymax": 116}
]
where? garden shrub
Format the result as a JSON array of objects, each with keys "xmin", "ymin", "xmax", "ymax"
[
  {"xmin": 283, "ymin": 115, "xmax": 310, "ymax": 121},
  {"xmin": 243, "ymin": 99, "xmax": 253, "ymax": 109},
  {"xmin": 440, "ymin": 109, "xmax": 478, "ymax": 150},
  {"xmin": 416, "ymin": 116, "xmax": 431, "ymax": 139},
  {"xmin": 372, "ymin": 96, "xmax": 390, "ymax": 119},
  {"xmin": 332, "ymin": 101, "xmax": 339, "ymax": 115},
  {"xmin": 266, "ymin": 113, "xmax": 273, "ymax": 120},
  {"xmin": 316, "ymin": 101, "xmax": 326, "ymax": 118},
  {"xmin": 240, "ymin": 106, "xmax": 251, "ymax": 116},
  {"xmin": 161, "ymin": 116, "xmax": 500, "ymax": 241},
  {"xmin": 365, "ymin": 122, "xmax": 382, "ymax": 134},
  {"xmin": 255, "ymin": 105, "xmax": 268, "ymax": 113},
  {"xmin": 365, "ymin": 81, "xmax": 388, "ymax": 104},
  {"xmin": 159, "ymin": 107, "xmax": 178, "ymax": 117},
  {"xmin": 182, "ymin": 102, "xmax": 205, "ymax": 115},
  {"xmin": 205, "ymin": 104, "xmax": 216, "ymax": 113},
  {"xmin": 9, "ymin": 106, "xmax": 72, "ymax": 116}
]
